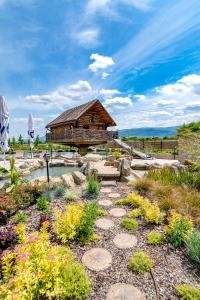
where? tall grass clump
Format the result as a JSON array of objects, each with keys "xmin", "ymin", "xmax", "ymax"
[
  {"xmin": 148, "ymin": 167, "xmax": 200, "ymax": 190},
  {"xmin": 130, "ymin": 178, "xmax": 153, "ymax": 196},
  {"xmin": 84, "ymin": 175, "xmax": 101, "ymax": 196}
]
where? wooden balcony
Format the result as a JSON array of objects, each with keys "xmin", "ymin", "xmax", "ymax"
[{"xmin": 46, "ymin": 128, "xmax": 119, "ymax": 145}]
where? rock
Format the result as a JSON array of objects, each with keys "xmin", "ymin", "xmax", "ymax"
[
  {"xmin": 101, "ymin": 187, "xmax": 112, "ymax": 193},
  {"xmin": 120, "ymin": 158, "xmax": 131, "ymax": 176},
  {"xmin": 98, "ymin": 200, "xmax": 113, "ymax": 207},
  {"xmin": 113, "ymin": 233, "xmax": 137, "ymax": 249},
  {"xmin": 109, "ymin": 208, "xmax": 127, "ymax": 217},
  {"xmin": 95, "ymin": 218, "xmax": 115, "ymax": 230},
  {"xmin": 101, "ymin": 181, "xmax": 117, "ymax": 187},
  {"xmin": 106, "ymin": 283, "xmax": 146, "ymax": 300},
  {"xmin": 61, "ymin": 174, "xmax": 75, "ymax": 189},
  {"xmin": 108, "ymin": 193, "xmax": 121, "ymax": 198},
  {"xmin": 82, "ymin": 248, "xmax": 112, "ymax": 271},
  {"xmin": 84, "ymin": 154, "xmax": 102, "ymax": 162},
  {"xmin": 72, "ymin": 171, "xmax": 86, "ymax": 185}
]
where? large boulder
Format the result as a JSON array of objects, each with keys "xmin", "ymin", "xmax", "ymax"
[
  {"xmin": 119, "ymin": 158, "xmax": 131, "ymax": 176},
  {"xmin": 72, "ymin": 171, "xmax": 86, "ymax": 185},
  {"xmin": 84, "ymin": 154, "xmax": 102, "ymax": 162},
  {"xmin": 61, "ymin": 174, "xmax": 75, "ymax": 189}
]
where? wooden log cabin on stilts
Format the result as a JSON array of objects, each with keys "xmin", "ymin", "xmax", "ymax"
[{"xmin": 46, "ymin": 99, "xmax": 118, "ymax": 155}]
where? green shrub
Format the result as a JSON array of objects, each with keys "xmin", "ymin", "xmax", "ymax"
[
  {"xmin": 186, "ymin": 230, "xmax": 200, "ymax": 264},
  {"xmin": 0, "ymin": 226, "xmax": 92, "ymax": 300},
  {"xmin": 165, "ymin": 211, "xmax": 193, "ymax": 247},
  {"xmin": 53, "ymin": 202, "xmax": 98, "ymax": 245},
  {"xmin": 115, "ymin": 199, "xmax": 131, "ymax": 205},
  {"xmin": 41, "ymin": 190, "xmax": 53, "ymax": 201},
  {"xmin": 121, "ymin": 218, "xmax": 139, "ymax": 231},
  {"xmin": 12, "ymin": 212, "xmax": 28, "ymax": 224},
  {"xmin": 112, "ymin": 150, "xmax": 121, "ymax": 160},
  {"xmin": 175, "ymin": 284, "xmax": 200, "ymax": 300},
  {"xmin": 54, "ymin": 186, "xmax": 66, "ymax": 198},
  {"xmin": 97, "ymin": 208, "xmax": 108, "ymax": 217},
  {"xmin": 129, "ymin": 251, "xmax": 154, "ymax": 273},
  {"xmin": 128, "ymin": 208, "xmax": 143, "ymax": 218},
  {"xmin": 131, "ymin": 178, "xmax": 153, "ymax": 195},
  {"xmin": 36, "ymin": 197, "xmax": 49, "ymax": 211},
  {"xmin": 84, "ymin": 175, "xmax": 101, "ymax": 196},
  {"xmin": 147, "ymin": 231, "xmax": 164, "ymax": 246},
  {"xmin": 78, "ymin": 202, "xmax": 98, "ymax": 244},
  {"xmin": 64, "ymin": 190, "xmax": 78, "ymax": 202}
]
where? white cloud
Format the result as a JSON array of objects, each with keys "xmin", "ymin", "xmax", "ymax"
[
  {"xmin": 89, "ymin": 53, "xmax": 115, "ymax": 73},
  {"xmin": 86, "ymin": 0, "xmax": 152, "ymax": 16},
  {"xmin": 113, "ymin": 74, "xmax": 200, "ymax": 129},
  {"xmin": 74, "ymin": 28, "xmax": 100, "ymax": 48},
  {"xmin": 24, "ymin": 80, "xmax": 95, "ymax": 110},
  {"xmin": 135, "ymin": 94, "xmax": 146, "ymax": 101},
  {"xmin": 102, "ymin": 72, "xmax": 110, "ymax": 79},
  {"xmin": 99, "ymin": 89, "xmax": 120, "ymax": 97},
  {"xmin": 104, "ymin": 96, "xmax": 133, "ymax": 109}
]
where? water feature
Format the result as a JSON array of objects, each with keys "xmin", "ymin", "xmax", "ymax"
[
  {"xmin": 25, "ymin": 166, "xmax": 79, "ymax": 181},
  {"xmin": 0, "ymin": 165, "xmax": 80, "ymax": 188}
]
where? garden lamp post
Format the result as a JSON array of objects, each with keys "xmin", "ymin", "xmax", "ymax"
[{"xmin": 43, "ymin": 153, "xmax": 50, "ymax": 183}]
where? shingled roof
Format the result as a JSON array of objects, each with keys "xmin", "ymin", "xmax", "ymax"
[{"xmin": 46, "ymin": 99, "xmax": 116, "ymax": 128}]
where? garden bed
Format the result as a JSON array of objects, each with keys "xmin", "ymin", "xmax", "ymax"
[{"xmin": 1, "ymin": 169, "xmax": 200, "ymax": 299}]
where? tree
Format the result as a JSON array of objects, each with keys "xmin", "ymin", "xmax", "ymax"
[
  {"xmin": 34, "ymin": 135, "xmax": 40, "ymax": 146},
  {"xmin": 12, "ymin": 137, "xmax": 16, "ymax": 146},
  {"xmin": 8, "ymin": 138, "xmax": 11, "ymax": 147},
  {"xmin": 18, "ymin": 134, "xmax": 24, "ymax": 145}
]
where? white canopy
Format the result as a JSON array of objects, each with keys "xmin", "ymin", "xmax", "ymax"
[{"xmin": 0, "ymin": 96, "xmax": 9, "ymax": 152}]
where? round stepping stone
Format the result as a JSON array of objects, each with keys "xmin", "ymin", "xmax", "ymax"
[
  {"xmin": 82, "ymin": 248, "xmax": 112, "ymax": 271},
  {"xmin": 101, "ymin": 188, "xmax": 112, "ymax": 193},
  {"xmin": 98, "ymin": 199, "xmax": 112, "ymax": 207},
  {"xmin": 113, "ymin": 233, "xmax": 137, "ymax": 249},
  {"xmin": 106, "ymin": 283, "xmax": 146, "ymax": 300},
  {"xmin": 108, "ymin": 193, "xmax": 121, "ymax": 198},
  {"xmin": 109, "ymin": 208, "xmax": 126, "ymax": 217},
  {"xmin": 95, "ymin": 218, "xmax": 115, "ymax": 230}
]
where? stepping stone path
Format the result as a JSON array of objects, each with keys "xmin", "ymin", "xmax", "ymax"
[
  {"xmin": 82, "ymin": 248, "xmax": 112, "ymax": 271},
  {"xmin": 101, "ymin": 187, "xmax": 112, "ymax": 193},
  {"xmin": 108, "ymin": 193, "xmax": 121, "ymax": 198},
  {"xmin": 109, "ymin": 208, "xmax": 127, "ymax": 217},
  {"xmin": 98, "ymin": 199, "xmax": 113, "ymax": 207},
  {"xmin": 95, "ymin": 218, "xmax": 115, "ymax": 230},
  {"xmin": 113, "ymin": 233, "xmax": 137, "ymax": 249},
  {"xmin": 106, "ymin": 283, "xmax": 146, "ymax": 300},
  {"xmin": 102, "ymin": 180, "xmax": 117, "ymax": 187}
]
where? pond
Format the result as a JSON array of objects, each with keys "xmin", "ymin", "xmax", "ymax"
[
  {"xmin": 25, "ymin": 166, "xmax": 79, "ymax": 181},
  {"xmin": 0, "ymin": 165, "xmax": 80, "ymax": 188}
]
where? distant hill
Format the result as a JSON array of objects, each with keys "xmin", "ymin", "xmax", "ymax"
[{"xmin": 119, "ymin": 126, "xmax": 178, "ymax": 138}]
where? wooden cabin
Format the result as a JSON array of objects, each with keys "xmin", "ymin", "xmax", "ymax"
[{"xmin": 46, "ymin": 99, "xmax": 118, "ymax": 153}]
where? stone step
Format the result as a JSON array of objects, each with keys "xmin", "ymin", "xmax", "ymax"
[{"xmin": 101, "ymin": 180, "xmax": 117, "ymax": 187}]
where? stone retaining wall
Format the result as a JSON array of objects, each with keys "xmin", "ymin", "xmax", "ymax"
[{"xmin": 178, "ymin": 133, "xmax": 200, "ymax": 164}]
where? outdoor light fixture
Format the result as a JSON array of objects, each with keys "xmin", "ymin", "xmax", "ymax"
[{"xmin": 43, "ymin": 153, "xmax": 50, "ymax": 183}]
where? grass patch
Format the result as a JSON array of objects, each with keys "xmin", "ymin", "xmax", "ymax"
[
  {"xmin": 175, "ymin": 284, "xmax": 200, "ymax": 300},
  {"xmin": 12, "ymin": 212, "xmax": 28, "ymax": 224},
  {"xmin": 129, "ymin": 251, "xmax": 154, "ymax": 273},
  {"xmin": 147, "ymin": 231, "xmax": 164, "ymax": 246},
  {"xmin": 121, "ymin": 218, "xmax": 139, "ymax": 231},
  {"xmin": 64, "ymin": 190, "xmax": 78, "ymax": 202}
]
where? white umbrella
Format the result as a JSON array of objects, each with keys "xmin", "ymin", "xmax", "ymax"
[
  {"xmin": 28, "ymin": 113, "xmax": 34, "ymax": 158},
  {"xmin": 0, "ymin": 96, "xmax": 9, "ymax": 162}
]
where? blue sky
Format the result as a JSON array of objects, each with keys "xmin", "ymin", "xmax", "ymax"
[{"xmin": 0, "ymin": 0, "xmax": 200, "ymax": 138}]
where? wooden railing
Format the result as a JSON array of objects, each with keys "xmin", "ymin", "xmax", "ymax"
[{"xmin": 46, "ymin": 128, "xmax": 118, "ymax": 143}]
